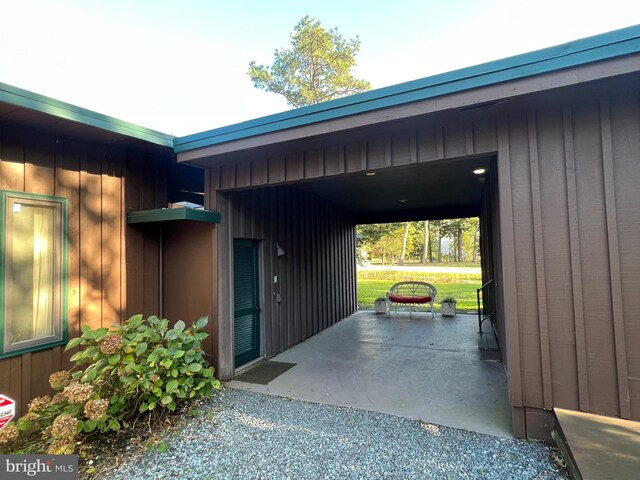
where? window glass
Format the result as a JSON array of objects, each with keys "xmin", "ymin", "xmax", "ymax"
[{"xmin": 2, "ymin": 193, "xmax": 66, "ymax": 355}]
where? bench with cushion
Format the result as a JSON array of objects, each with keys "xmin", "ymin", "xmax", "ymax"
[{"xmin": 386, "ymin": 281, "xmax": 437, "ymax": 318}]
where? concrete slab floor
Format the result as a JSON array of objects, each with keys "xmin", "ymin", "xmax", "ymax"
[{"xmin": 227, "ymin": 311, "xmax": 513, "ymax": 438}]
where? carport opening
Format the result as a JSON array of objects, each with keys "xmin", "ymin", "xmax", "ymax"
[
  {"xmin": 227, "ymin": 153, "xmax": 512, "ymax": 435},
  {"xmin": 294, "ymin": 154, "xmax": 505, "ymax": 362}
]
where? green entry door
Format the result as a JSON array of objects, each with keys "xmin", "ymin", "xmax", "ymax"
[{"xmin": 233, "ymin": 239, "xmax": 260, "ymax": 367}]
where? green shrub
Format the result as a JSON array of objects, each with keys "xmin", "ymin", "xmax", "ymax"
[{"xmin": 9, "ymin": 314, "xmax": 220, "ymax": 454}]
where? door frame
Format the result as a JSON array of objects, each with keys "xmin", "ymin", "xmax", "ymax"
[{"xmin": 232, "ymin": 238, "xmax": 264, "ymax": 371}]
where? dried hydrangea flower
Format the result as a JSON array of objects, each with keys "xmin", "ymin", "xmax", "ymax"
[
  {"xmin": 49, "ymin": 370, "xmax": 71, "ymax": 391},
  {"xmin": 48, "ymin": 438, "xmax": 75, "ymax": 454},
  {"xmin": 62, "ymin": 381, "xmax": 93, "ymax": 404},
  {"xmin": 0, "ymin": 423, "xmax": 18, "ymax": 445},
  {"xmin": 100, "ymin": 334, "xmax": 123, "ymax": 355},
  {"xmin": 51, "ymin": 393, "xmax": 66, "ymax": 405},
  {"xmin": 84, "ymin": 398, "xmax": 109, "ymax": 420},
  {"xmin": 23, "ymin": 411, "xmax": 40, "ymax": 422},
  {"xmin": 28, "ymin": 395, "xmax": 52, "ymax": 413},
  {"xmin": 51, "ymin": 415, "xmax": 78, "ymax": 440}
]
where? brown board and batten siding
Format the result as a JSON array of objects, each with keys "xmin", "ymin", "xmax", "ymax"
[
  {"xmin": 210, "ymin": 181, "xmax": 358, "ymax": 380},
  {"xmin": 194, "ymin": 72, "xmax": 640, "ymax": 427},
  {"xmin": 0, "ymin": 123, "xmax": 169, "ymax": 415}
]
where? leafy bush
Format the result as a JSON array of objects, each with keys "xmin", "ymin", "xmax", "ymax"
[{"xmin": 7, "ymin": 314, "xmax": 220, "ymax": 454}]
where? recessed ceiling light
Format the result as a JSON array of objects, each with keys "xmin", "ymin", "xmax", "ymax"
[
  {"xmin": 473, "ymin": 168, "xmax": 486, "ymax": 175},
  {"xmin": 398, "ymin": 198, "xmax": 408, "ymax": 203},
  {"xmin": 366, "ymin": 171, "xmax": 376, "ymax": 176}
]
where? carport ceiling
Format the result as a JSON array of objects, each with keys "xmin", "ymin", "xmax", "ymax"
[{"xmin": 293, "ymin": 155, "xmax": 492, "ymax": 223}]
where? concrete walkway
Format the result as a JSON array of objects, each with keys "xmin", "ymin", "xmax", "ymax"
[
  {"xmin": 228, "ymin": 311, "xmax": 512, "ymax": 437},
  {"xmin": 555, "ymin": 407, "xmax": 640, "ymax": 479}
]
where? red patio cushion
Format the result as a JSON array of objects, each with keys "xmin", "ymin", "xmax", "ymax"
[{"xmin": 388, "ymin": 294, "xmax": 432, "ymax": 304}]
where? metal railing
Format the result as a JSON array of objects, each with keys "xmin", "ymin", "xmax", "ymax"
[{"xmin": 477, "ymin": 279, "xmax": 498, "ymax": 346}]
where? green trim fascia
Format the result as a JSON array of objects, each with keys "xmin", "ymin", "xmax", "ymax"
[
  {"xmin": 127, "ymin": 208, "xmax": 221, "ymax": 224},
  {"xmin": 174, "ymin": 24, "xmax": 640, "ymax": 153},
  {"xmin": 0, "ymin": 190, "xmax": 69, "ymax": 359},
  {"xmin": 0, "ymin": 82, "xmax": 174, "ymax": 147}
]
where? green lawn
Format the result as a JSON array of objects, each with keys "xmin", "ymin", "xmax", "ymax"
[{"xmin": 358, "ymin": 277, "xmax": 481, "ymax": 312}]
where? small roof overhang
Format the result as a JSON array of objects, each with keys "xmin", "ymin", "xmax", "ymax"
[{"xmin": 127, "ymin": 208, "xmax": 221, "ymax": 225}]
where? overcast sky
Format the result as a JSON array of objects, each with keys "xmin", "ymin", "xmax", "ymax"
[{"xmin": 1, "ymin": 0, "xmax": 639, "ymax": 136}]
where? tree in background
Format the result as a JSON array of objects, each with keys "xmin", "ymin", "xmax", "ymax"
[
  {"xmin": 421, "ymin": 220, "xmax": 430, "ymax": 263},
  {"xmin": 358, "ymin": 218, "xmax": 480, "ymax": 265},
  {"xmin": 399, "ymin": 223, "xmax": 411, "ymax": 264},
  {"xmin": 248, "ymin": 16, "xmax": 371, "ymax": 107}
]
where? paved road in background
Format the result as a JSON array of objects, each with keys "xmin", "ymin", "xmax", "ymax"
[{"xmin": 358, "ymin": 265, "xmax": 481, "ymax": 274}]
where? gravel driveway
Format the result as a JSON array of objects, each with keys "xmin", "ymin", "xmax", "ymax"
[{"xmin": 104, "ymin": 389, "xmax": 566, "ymax": 479}]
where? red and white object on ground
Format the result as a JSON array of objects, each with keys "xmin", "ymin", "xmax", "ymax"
[{"xmin": 0, "ymin": 395, "xmax": 16, "ymax": 430}]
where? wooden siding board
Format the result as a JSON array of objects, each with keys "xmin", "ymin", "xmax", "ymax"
[
  {"xmin": 324, "ymin": 145, "xmax": 344, "ymax": 176},
  {"xmin": 80, "ymin": 155, "xmax": 103, "ymax": 329},
  {"xmin": 436, "ymin": 127, "xmax": 445, "ymax": 159},
  {"xmin": 473, "ymin": 117, "xmax": 498, "ymax": 154},
  {"xmin": 465, "ymin": 121, "xmax": 475, "ymax": 155},
  {"xmin": 269, "ymin": 192, "xmax": 278, "ymax": 354},
  {"xmin": 329, "ymin": 204, "xmax": 337, "ymax": 327},
  {"xmin": 610, "ymin": 94, "xmax": 640, "ymax": 417},
  {"xmin": 312, "ymin": 195, "xmax": 320, "ymax": 335},
  {"xmin": 631, "ymin": 379, "xmax": 640, "ymax": 420},
  {"xmin": 563, "ymin": 105, "xmax": 590, "ymax": 411},
  {"xmin": 216, "ymin": 192, "xmax": 233, "ymax": 378},
  {"xmin": 304, "ymin": 149, "xmax": 324, "ymax": 179},
  {"xmin": 600, "ymin": 97, "xmax": 631, "ymax": 419},
  {"xmin": 345, "ymin": 142, "xmax": 362, "ymax": 173},
  {"xmin": 366, "ymin": 138, "xmax": 386, "ymax": 170},
  {"xmin": 0, "ymin": 126, "xmax": 26, "ymax": 191},
  {"xmin": 101, "ymin": 161, "xmax": 122, "ymax": 326},
  {"xmin": 268, "ymin": 155, "xmax": 286, "ymax": 184},
  {"xmin": 24, "ymin": 135, "xmax": 55, "ymax": 195},
  {"xmin": 236, "ymin": 160, "xmax": 251, "ymax": 188},
  {"xmin": 391, "ymin": 134, "xmax": 412, "ymax": 166},
  {"xmin": 30, "ymin": 350, "xmax": 52, "ymax": 399},
  {"xmin": 286, "ymin": 152, "xmax": 304, "ymax": 182},
  {"xmin": 509, "ymin": 112, "xmax": 544, "ymax": 409},
  {"xmin": 220, "ymin": 164, "xmax": 236, "ymax": 190},
  {"xmin": 285, "ymin": 188, "xmax": 293, "ymax": 347},
  {"xmin": 119, "ymin": 157, "xmax": 126, "ymax": 324},
  {"xmin": 55, "ymin": 140, "xmax": 82, "ymax": 365},
  {"xmin": 124, "ymin": 160, "xmax": 144, "ymax": 318},
  {"xmin": 537, "ymin": 107, "xmax": 579, "ymax": 410},
  {"xmin": 299, "ymin": 192, "xmax": 308, "ymax": 340},
  {"xmin": 250, "ymin": 158, "xmax": 267, "ymax": 186},
  {"xmin": 443, "ymin": 123, "xmax": 467, "ymax": 158},
  {"xmin": 20, "ymin": 353, "xmax": 31, "ymax": 415},
  {"xmin": 417, "ymin": 127, "xmax": 438, "ymax": 163},
  {"xmin": 573, "ymin": 101, "xmax": 619, "ymax": 417},
  {"xmin": 231, "ymin": 192, "xmax": 243, "ymax": 238}
]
